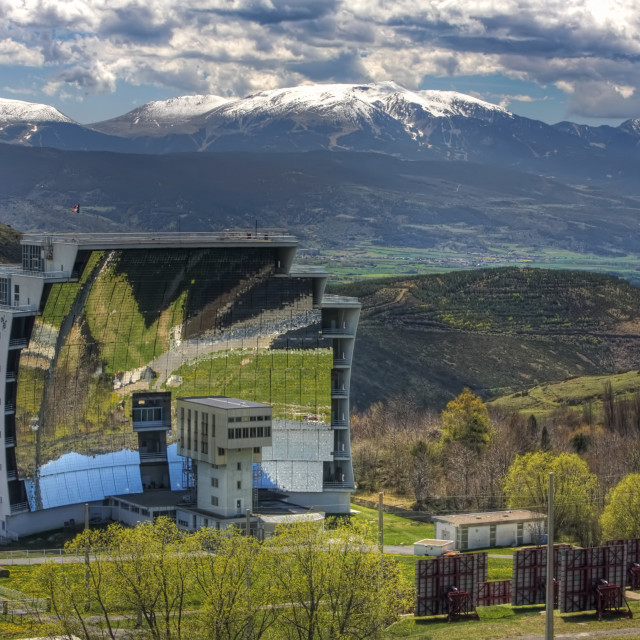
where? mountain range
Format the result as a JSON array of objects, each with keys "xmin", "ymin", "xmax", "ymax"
[
  {"xmin": 2, "ymin": 82, "xmax": 640, "ymax": 191},
  {"xmin": 2, "ymin": 82, "xmax": 640, "ymax": 273}
]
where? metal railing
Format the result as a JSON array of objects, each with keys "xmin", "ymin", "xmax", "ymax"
[
  {"xmin": 0, "ymin": 305, "xmax": 38, "ymax": 314},
  {"xmin": 323, "ymin": 481, "xmax": 353, "ymax": 489},
  {"xmin": 8, "ymin": 339, "xmax": 28, "ymax": 348},
  {"xmin": 0, "ymin": 267, "xmax": 71, "ymax": 280},
  {"xmin": 4, "ymin": 403, "xmax": 15, "ymax": 414},
  {"xmin": 331, "ymin": 388, "xmax": 348, "ymax": 397},
  {"xmin": 22, "ymin": 231, "xmax": 297, "ymax": 245},
  {"xmin": 9, "ymin": 501, "xmax": 29, "ymax": 514},
  {"xmin": 139, "ymin": 451, "xmax": 168, "ymax": 461},
  {"xmin": 4, "ymin": 436, "xmax": 15, "ymax": 446},
  {"xmin": 332, "ymin": 358, "xmax": 351, "ymax": 367},
  {"xmin": 331, "ymin": 419, "xmax": 348, "ymax": 427},
  {"xmin": 332, "ymin": 451, "xmax": 350, "ymax": 458},
  {"xmin": 6, "ymin": 470, "xmax": 17, "ymax": 480},
  {"xmin": 5, "ymin": 371, "xmax": 16, "ymax": 382},
  {"xmin": 321, "ymin": 328, "xmax": 355, "ymax": 336}
]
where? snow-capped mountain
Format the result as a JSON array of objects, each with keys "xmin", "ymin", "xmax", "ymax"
[
  {"xmin": 90, "ymin": 94, "xmax": 231, "ymax": 137},
  {"xmin": 0, "ymin": 97, "xmax": 73, "ymax": 124},
  {"xmin": 1, "ymin": 82, "xmax": 640, "ymax": 185}
]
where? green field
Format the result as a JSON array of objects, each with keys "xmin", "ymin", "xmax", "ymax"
[
  {"xmin": 308, "ymin": 241, "xmax": 640, "ymax": 286},
  {"xmin": 489, "ymin": 369, "xmax": 640, "ymax": 418}
]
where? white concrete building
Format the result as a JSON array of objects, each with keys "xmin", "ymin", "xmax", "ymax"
[{"xmin": 433, "ymin": 510, "xmax": 546, "ymax": 551}]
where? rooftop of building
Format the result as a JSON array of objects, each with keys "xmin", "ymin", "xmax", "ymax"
[
  {"xmin": 432, "ymin": 510, "xmax": 546, "ymax": 526},
  {"xmin": 111, "ymin": 490, "xmax": 191, "ymax": 509},
  {"xmin": 178, "ymin": 396, "xmax": 272, "ymax": 410},
  {"xmin": 21, "ymin": 230, "xmax": 298, "ymax": 250}
]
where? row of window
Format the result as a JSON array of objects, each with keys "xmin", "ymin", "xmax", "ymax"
[
  {"xmin": 228, "ymin": 426, "xmax": 271, "ymax": 440},
  {"xmin": 133, "ymin": 407, "xmax": 164, "ymax": 422},
  {"xmin": 229, "ymin": 415, "xmax": 270, "ymax": 423}
]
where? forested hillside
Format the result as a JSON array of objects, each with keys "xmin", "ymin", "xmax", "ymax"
[
  {"xmin": 0, "ymin": 222, "xmax": 21, "ymax": 263},
  {"xmin": 331, "ymin": 268, "xmax": 640, "ymax": 409}
]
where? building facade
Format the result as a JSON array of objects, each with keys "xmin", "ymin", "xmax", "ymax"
[
  {"xmin": 433, "ymin": 510, "xmax": 546, "ymax": 551},
  {"xmin": 0, "ymin": 232, "xmax": 360, "ymax": 539}
]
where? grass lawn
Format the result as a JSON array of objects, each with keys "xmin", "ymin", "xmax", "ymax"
[
  {"xmin": 385, "ymin": 601, "xmax": 640, "ymax": 639},
  {"xmin": 350, "ymin": 503, "xmax": 434, "ymax": 546}
]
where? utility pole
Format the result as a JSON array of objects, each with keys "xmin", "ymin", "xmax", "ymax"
[
  {"xmin": 546, "ymin": 472, "xmax": 554, "ymax": 640},
  {"xmin": 378, "ymin": 492, "xmax": 384, "ymax": 553}
]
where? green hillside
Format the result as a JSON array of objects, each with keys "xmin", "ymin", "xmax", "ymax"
[
  {"xmin": 488, "ymin": 369, "xmax": 640, "ymax": 419},
  {"xmin": 331, "ymin": 267, "xmax": 640, "ymax": 409}
]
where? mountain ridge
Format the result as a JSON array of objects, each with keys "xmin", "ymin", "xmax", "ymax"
[{"xmin": 2, "ymin": 82, "xmax": 639, "ymax": 192}]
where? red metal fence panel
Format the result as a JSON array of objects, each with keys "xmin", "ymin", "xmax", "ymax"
[
  {"xmin": 415, "ymin": 553, "xmax": 488, "ymax": 617},
  {"xmin": 605, "ymin": 538, "xmax": 640, "ymax": 587},
  {"xmin": 558, "ymin": 545, "xmax": 627, "ymax": 613},
  {"xmin": 512, "ymin": 545, "xmax": 570, "ymax": 606},
  {"xmin": 476, "ymin": 580, "xmax": 511, "ymax": 606}
]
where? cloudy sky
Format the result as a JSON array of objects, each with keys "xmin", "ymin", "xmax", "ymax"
[{"xmin": 1, "ymin": 0, "xmax": 639, "ymax": 125}]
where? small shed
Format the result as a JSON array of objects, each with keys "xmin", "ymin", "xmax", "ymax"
[
  {"xmin": 413, "ymin": 538, "xmax": 455, "ymax": 556},
  {"xmin": 433, "ymin": 510, "xmax": 546, "ymax": 551}
]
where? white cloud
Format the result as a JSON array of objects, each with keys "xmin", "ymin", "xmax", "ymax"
[{"xmin": 3, "ymin": 0, "xmax": 640, "ymax": 118}]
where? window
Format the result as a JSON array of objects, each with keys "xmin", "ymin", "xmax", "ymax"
[
  {"xmin": 257, "ymin": 415, "xmax": 264, "ymax": 421},
  {"xmin": 194, "ymin": 411, "xmax": 198, "ymax": 449},
  {"xmin": 253, "ymin": 447, "xmax": 260, "ymax": 454},
  {"xmin": 265, "ymin": 426, "xmax": 271, "ymax": 437},
  {"xmin": 0, "ymin": 278, "xmax": 8, "ymax": 306},
  {"xmin": 218, "ymin": 448, "xmax": 225, "ymax": 456},
  {"xmin": 237, "ymin": 481, "xmax": 242, "ymax": 490},
  {"xmin": 13, "ymin": 284, "xmax": 19, "ymax": 305},
  {"xmin": 211, "ymin": 477, "xmax": 218, "ymax": 488},
  {"xmin": 202, "ymin": 413, "xmax": 208, "ymax": 437},
  {"xmin": 235, "ymin": 428, "xmax": 241, "ymax": 439},
  {"xmin": 242, "ymin": 427, "xmax": 249, "ymax": 438},
  {"xmin": 250, "ymin": 416, "xmax": 257, "ymax": 422},
  {"xmin": 132, "ymin": 407, "xmax": 162, "ymax": 422},
  {"xmin": 257, "ymin": 427, "xmax": 263, "ymax": 437},
  {"xmin": 211, "ymin": 496, "xmax": 219, "ymax": 506},
  {"xmin": 250, "ymin": 427, "xmax": 256, "ymax": 438},
  {"xmin": 237, "ymin": 462, "xmax": 242, "ymax": 471},
  {"xmin": 201, "ymin": 441, "xmax": 208, "ymax": 454},
  {"xmin": 228, "ymin": 428, "xmax": 234, "ymax": 439}
]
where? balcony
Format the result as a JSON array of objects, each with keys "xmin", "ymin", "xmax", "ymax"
[
  {"xmin": 10, "ymin": 501, "xmax": 29, "ymax": 515},
  {"xmin": 8, "ymin": 338, "xmax": 28, "ymax": 349},
  {"xmin": 139, "ymin": 451, "xmax": 168, "ymax": 463},
  {"xmin": 321, "ymin": 327, "xmax": 355, "ymax": 337},
  {"xmin": 133, "ymin": 420, "xmax": 170, "ymax": 432},
  {"xmin": 323, "ymin": 480, "xmax": 354, "ymax": 489}
]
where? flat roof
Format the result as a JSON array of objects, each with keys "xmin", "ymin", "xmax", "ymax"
[
  {"xmin": 111, "ymin": 490, "xmax": 190, "ymax": 509},
  {"xmin": 21, "ymin": 231, "xmax": 297, "ymax": 250},
  {"xmin": 178, "ymin": 396, "xmax": 271, "ymax": 410},
  {"xmin": 433, "ymin": 510, "xmax": 545, "ymax": 526}
]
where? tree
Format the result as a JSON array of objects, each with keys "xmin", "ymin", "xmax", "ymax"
[
  {"xmin": 440, "ymin": 388, "xmax": 491, "ymax": 452},
  {"xmin": 31, "ymin": 518, "xmax": 411, "ymax": 640},
  {"xmin": 267, "ymin": 520, "xmax": 412, "ymax": 640},
  {"xmin": 503, "ymin": 451, "xmax": 598, "ymax": 543},
  {"xmin": 601, "ymin": 473, "xmax": 640, "ymax": 540},
  {"xmin": 184, "ymin": 527, "xmax": 279, "ymax": 640}
]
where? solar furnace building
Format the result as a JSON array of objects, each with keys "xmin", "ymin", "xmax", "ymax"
[{"xmin": 0, "ymin": 232, "xmax": 360, "ymax": 539}]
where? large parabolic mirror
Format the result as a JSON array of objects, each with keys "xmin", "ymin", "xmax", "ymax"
[{"xmin": 15, "ymin": 247, "xmax": 332, "ymax": 510}]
